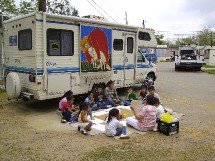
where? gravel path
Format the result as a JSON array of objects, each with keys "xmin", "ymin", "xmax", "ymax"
[{"xmin": 0, "ymin": 62, "xmax": 215, "ymax": 161}]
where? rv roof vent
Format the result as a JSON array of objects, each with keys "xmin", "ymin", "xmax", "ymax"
[{"xmin": 82, "ymin": 15, "xmax": 108, "ymax": 22}]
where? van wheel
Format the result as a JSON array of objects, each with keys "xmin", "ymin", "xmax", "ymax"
[{"xmin": 196, "ymin": 67, "xmax": 201, "ymax": 71}]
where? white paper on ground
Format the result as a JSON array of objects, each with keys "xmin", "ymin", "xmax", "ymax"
[
  {"xmin": 117, "ymin": 106, "xmax": 131, "ymax": 110},
  {"xmin": 92, "ymin": 111, "xmax": 108, "ymax": 116},
  {"xmin": 92, "ymin": 124, "xmax": 105, "ymax": 132},
  {"xmin": 90, "ymin": 118, "xmax": 105, "ymax": 124}
]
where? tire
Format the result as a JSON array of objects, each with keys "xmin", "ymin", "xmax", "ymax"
[
  {"xmin": 6, "ymin": 72, "xmax": 21, "ymax": 99},
  {"xmin": 196, "ymin": 67, "xmax": 201, "ymax": 71},
  {"xmin": 175, "ymin": 66, "xmax": 178, "ymax": 71}
]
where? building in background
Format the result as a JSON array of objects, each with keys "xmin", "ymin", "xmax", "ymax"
[{"xmin": 202, "ymin": 46, "xmax": 215, "ymax": 65}]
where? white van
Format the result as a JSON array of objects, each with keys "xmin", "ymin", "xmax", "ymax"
[{"xmin": 0, "ymin": 12, "xmax": 157, "ymax": 100}]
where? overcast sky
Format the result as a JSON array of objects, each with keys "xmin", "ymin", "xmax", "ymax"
[{"xmin": 15, "ymin": 0, "xmax": 215, "ymax": 38}]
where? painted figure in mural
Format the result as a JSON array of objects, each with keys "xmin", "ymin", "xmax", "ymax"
[{"xmin": 80, "ymin": 28, "xmax": 111, "ymax": 71}]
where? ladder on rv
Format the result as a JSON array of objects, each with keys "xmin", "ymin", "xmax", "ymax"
[{"xmin": 0, "ymin": 28, "xmax": 5, "ymax": 89}]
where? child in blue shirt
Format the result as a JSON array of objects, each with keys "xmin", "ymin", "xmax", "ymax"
[{"xmin": 94, "ymin": 86, "xmax": 110, "ymax": 109}]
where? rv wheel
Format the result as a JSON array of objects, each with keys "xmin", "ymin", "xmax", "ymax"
[{"xmin": 6, "ymin": 72, "xmax": 21, "ymax": 99}]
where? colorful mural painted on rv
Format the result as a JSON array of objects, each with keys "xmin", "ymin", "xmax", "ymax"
[{"xmin": 80, "ymin": 25, "xmax": 112, "ymax": 72}]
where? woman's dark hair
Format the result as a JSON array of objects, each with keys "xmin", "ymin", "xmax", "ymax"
[
  {"xmin": 61, "ymin": 90, "xmax": 73, "ymax": 99},
  {"xmin": 146, "ymin": 95, "xmax": 156, "ymax": 105},
  {"xmin": 106, "ymin": 80, "xmax": 114, "ymax": 87},
  {"xmin": 107, "ymin": 108, "xmax": 119, "ymax": 123},
  {"xmin": 79, "ymin": 102, "xmax": 89, "ymax": 112}
]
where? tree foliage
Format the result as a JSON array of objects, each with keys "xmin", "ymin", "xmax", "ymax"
[
  {"xmin": 155, "ymin": 34, "xmax": 165, "ymax": 45},
  {"xmin": 18, "ymin": 1, "xmax": 37, "ymax": 15},
  {"xmin": 0, "ymin": 0, "xmax": 17, "ymax": 15},
  {"xmin": 197, "ymin": 27, "xmax": 215, "ymax": 46},
  {"xmin": 1, "ymin": 0, "xmax": 79, "ymax": 17},
  {"xmin": 163, "ymin": 27, "xmax": 215, "ymax": 48},
  {"xmin": 46, "ymin": 0, "xmax": 79, "ymax": 16}
]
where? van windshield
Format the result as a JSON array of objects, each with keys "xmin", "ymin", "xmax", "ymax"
[{"xmin": 180, "ymin": 50, "xmax": 194, "ymax": 55}]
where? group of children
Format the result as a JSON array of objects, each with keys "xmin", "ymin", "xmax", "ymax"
[
  {"xmin": 58, "ymin": 80, "xmax": 165, "ymax": 137},
  {"xmin": 104, "ymin": 84, "xmax": 165, "ymax": 138}
]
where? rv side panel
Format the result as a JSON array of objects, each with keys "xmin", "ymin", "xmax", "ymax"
[{"xmin": 4, "ymin": 15, "xmax": 38, "ymax": 91}]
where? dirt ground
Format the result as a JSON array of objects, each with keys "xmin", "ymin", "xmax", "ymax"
[{"xmin": 0, "ymin": 62, "xmax": 215, "ymax": 161}]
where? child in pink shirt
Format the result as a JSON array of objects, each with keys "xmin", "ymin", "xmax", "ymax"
[{"xmin": 58, "ymin": 90, "xmax": 73, "ymax": 111}]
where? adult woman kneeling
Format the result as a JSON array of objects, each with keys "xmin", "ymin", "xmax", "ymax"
[{"xmin": 126, "ymin": 95, "xmax": 157, "ymax": 131}]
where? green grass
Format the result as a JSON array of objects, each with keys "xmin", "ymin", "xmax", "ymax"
[
  {"xmin": 203, "ymin": 65, "xmax": 215, "ymax": 68},
  {"xmin": 80, "ymin": 142, "xmax": 160, "ymax": 161},
  {"xmin": 203, "ymin": 70, "xmax": 215, "ymax": 75},
  {"xmin": 0, "ymin": 89, "xmax": 6, "ymax": 104}
]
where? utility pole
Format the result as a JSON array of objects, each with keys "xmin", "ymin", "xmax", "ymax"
[
  {"xmin": 39, "ymin": 0, "xmax": 46, "ymax": 12},
  {"xmin": 125, "ymin": 11, "xmax": 128, "ymax": 25}
]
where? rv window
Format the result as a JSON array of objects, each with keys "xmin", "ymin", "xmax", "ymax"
[
  {"xmin": 137, "ymin": 51, "xmax": 145, "ymax": 62},
  {"xmin": 113, "ymin": 39, "xmax": 123, "ymax": 51},
  {"xmin": 127, "ymin": 37, "xmax": 134, "ymax": 53},
  {"xmin": 138, "ymin": 32, "xmax": 151, "ymax": 41},
  {"xmin": 18, "ymin": 29, "xmax": 32, "ymax": 50},
  {"xmin": 47, "ymin": 29, "xmax": 74, "ymax": 56}
]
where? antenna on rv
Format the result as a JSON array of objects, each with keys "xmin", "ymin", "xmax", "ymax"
[
  {"xmin": 125, "ymin": 11, "xmax": 128, "ymax": 25},
  {"xmin": 39, "ymin": 0, "xmax": 46, "ymax": 12},
  {"xmin": 142, "ymin": 20, "xmax": 145, "ymax": 28}
]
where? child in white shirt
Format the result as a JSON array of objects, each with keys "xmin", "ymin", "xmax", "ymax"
[{"xmin": 105, "ymin": 108, "xmax": 129, "ymax": 139}]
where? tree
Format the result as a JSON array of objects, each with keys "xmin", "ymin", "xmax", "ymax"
[
  {"xmin": 18, "ymin": 1, "xmax": 37, "ymax": 15},
  {"xmin": 155, "ymin": 34, "xmax": 164, "ymax": 45},
  {"xmin": 18, "ymin": 0, "xmax": 79, "ymax": 16},
  {"xmin": 197, "ymin": 27, "xmax": 215, "ymax": 46},
  {"xmin": 178, "ymin": 36, "xmax": 197, "ymax": 45},
  {"xmin": 0, "ymin": 0, "xmax": 17, "ymax": 15},
  {"xmin": 47, "ymin": 0, "xmax": 79, "ymax": 16}
]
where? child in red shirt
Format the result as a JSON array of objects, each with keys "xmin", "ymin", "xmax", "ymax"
[{"xmin": 61, "ymin": 95, "xmax": 79, "ymax": 123}]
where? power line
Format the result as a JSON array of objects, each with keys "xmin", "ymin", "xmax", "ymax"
[
  {"xmin": 85, "ymin": 0, "xmax": 106, "ymax": 18},
  {"xmin": 91, "ymin": 0, "xmax": 118, "ymax": 23},
  {"xmin": 100, "ymin": 0, "xmax": 122, "ymax": 20}
]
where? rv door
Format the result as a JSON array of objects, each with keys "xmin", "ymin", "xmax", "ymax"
[{"xmin": 124, "ymin": 35, "xmax": 135, "ymax": 86}]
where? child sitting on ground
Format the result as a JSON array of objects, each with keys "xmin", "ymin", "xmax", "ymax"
[
  {"xmin": 126, "ymin": 87, "xmax": 137, "ymax": 102},
  {"xmin": 78, "ymin": 102, "xmax": 93, "ymax": 135},
  {"xmin": 94, "ymin": 86, "xmax": 110, "ymax": 109},
  {"xmin": 61, "ymin": 95, "xmax": 79, "ymax": 123},
  {"xmin": 154, "ymin": 97, "xmax": 165, "ymax": 119},
  {"xmin": 105, "ymin": 108, "xmax": 129, "ymax": 139},
  {"xmin": 58, "ymin": 90, "xmax": 73, "ymax": 111},
  {"xmin": 146, "ymin": 85, "xmax": 161, "ymax": 104},
  {"xmin": 104, "ymin": 80, "xmax": 130, "ymax": 106},
  {"xmin": 85, "ymin": 91, "xmax": 98, "ymax": 111},
  {"xmin": 85, "ymin": 91, "xmax": 98, "ymax": 119},
  {"xmin": 137, "ymin": 85, "xmax": 148, "ymax": 100}
]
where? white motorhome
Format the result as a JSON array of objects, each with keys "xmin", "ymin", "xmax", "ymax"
[
  {"xmin": 0, "ymin": 12, "xmax": 157, "ymax": 100},
  {"xmin": 175, "ymin": 44, "xmax": 205, "ymax": 71}
]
